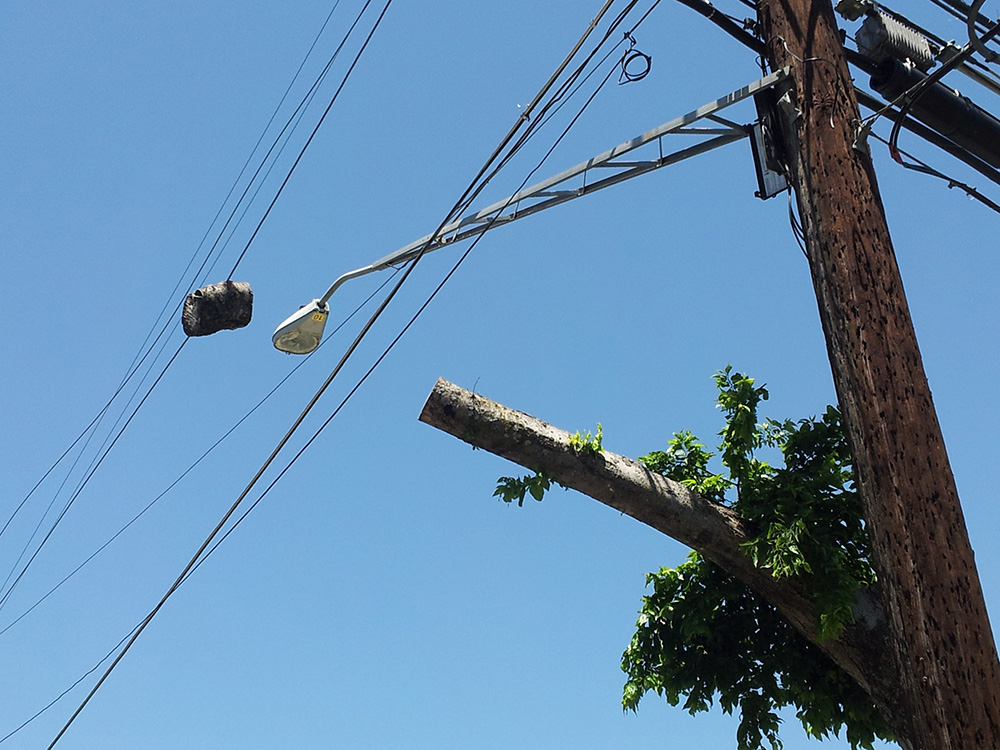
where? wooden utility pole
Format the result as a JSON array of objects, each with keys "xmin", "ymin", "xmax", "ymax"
[{"xmin": 755, "ymin": 1, "xmax": 1000, "ymax": 747}]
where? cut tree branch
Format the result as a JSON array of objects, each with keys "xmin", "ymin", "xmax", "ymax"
[{"xmin": 419, "ymin": 377, "xmax": 907, "ymax": 737}]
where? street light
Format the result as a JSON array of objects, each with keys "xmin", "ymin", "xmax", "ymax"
[
  {"xmin": 272, "ymin": 68, "xmax": 793, "ymax": 354},
  {"xmin": 272, "ymin": 299, "xmax": 329, "ymax": 354},
  {"xmin": 271, "ymin": 258, "xmax": 400, "ymax": 353}
]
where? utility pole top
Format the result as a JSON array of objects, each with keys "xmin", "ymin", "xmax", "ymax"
[{"xmin": 756, "ymin": 1, "xmax": 1000, "ymax": 748}]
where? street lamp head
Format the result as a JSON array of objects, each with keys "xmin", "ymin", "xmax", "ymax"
[{"xmin": 272, "ymin": 299, "xmax": 329, "ymax": 354}]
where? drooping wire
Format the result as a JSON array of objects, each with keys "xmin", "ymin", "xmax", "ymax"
[
  {"xmin": 42, "ymin": 4, "xmax": 631, "ymax": 745},
  {"xmin": 188, "ymin": 46, "xmax": 632, "ymax": 582},
  {"xmin": 870, "ymin": 130, "xmax": 1000, "ymax": 213},
  {"xmin": 0, "ymin": 269, "xmax": 400, "ymax": 644},
  {"xmin": 884, "ymin": 17, "xmax": 1000, "ymax": 160},
  {"xmin": 195, "ymin": 0, "xmax": 666, "ymax": 570},
  {"xmin": 619, "ymin": 33, "xmax": 652, "ymax": 83},
  {"xmin": 224, "ymin": 0, "xmax": 383, "ymax": 279},
  {"xmin": 0, "ymin": 0, "xmax": 352, "ymax": 567},
  {"xmin": 0, "ymin": 0, "xmax": 386, "ymax": 615},
  {"xmin": 0, "ymin": 339, "xmax": 190, "ymax": 614}
]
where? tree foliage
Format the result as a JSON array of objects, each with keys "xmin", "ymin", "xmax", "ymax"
[
  {"xmin": 493, "ymin": 423, "xmax": 602, "ymax": 505},
  {"xmin": 497, "ymin": 368, "xmax": 895, "ymax": 749},
  {"xmin": 626, "ymin": 367, "xmax": 891, "ymax": 749}
]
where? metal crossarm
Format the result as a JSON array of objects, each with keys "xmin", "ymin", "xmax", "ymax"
[{"xmin": 318, "ymin": 68, "xmax": 790, "ymax": 305}]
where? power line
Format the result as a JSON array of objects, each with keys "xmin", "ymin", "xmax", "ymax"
[
  {"xmin": 0, "ymin": 340, "xmax": 190, "ymax": 614},
  {"xmin": 188, "ymin": 31, "xmax": 637, "ymax": 583},
  {"xmin": 886, "ymin": 16, "xmax": 1000, "ymax": 159},
  {"xmin": 203, "ymin": 0, "xmax": 659, "ymax": 575},
  {"xmin": 1, "ymin": 0, "xmax": 354, "ymax": 582},
  {"xmin": 0, "ymin": 269, "xmax": 400, "ymax": 645},
  {"xmin": 2, "ymin": 0, "xmax": 389, "ymax": 615},
  {"xmin": 0, "ymin": 623, "xmax": 141, "ymax": 745},
  {"xmin": 183, "ymin": 0, "xmax": 664, "ymax": 585},
  {"xmin": 144, "ymin": 1, "xmax": 348, "ymax": 340},
  {"xmin": 41, "ymin": 4, "xmax": 637, "ymax": 743},
  {"xmin": 871, "ymin": 130, "xmax": 1000, "ymax": 211},
  {"xmin": 0, "ymin": 272, "xmax": 405, "ymax": 746},
  {"xmin": 225, "ymin": 0, "xmax": 385, "ymax": 279},
  {"xmin": 192, "ymin": 1, "xmax": 364, "ymax": 287}
]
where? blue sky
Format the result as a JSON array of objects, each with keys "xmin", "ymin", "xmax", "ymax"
[{"xmin": 2, "ymin": 2, "xmax": 998, "ymax": 748}]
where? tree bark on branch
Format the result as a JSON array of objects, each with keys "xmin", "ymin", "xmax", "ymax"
[{"xmin": 419, "ymin": 377, "xmax": 913, "ymax": 747}]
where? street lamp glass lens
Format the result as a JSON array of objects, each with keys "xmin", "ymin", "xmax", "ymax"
[{"xmin": 272, "ymin": 300, "xmax": 329, "ymax": 354}]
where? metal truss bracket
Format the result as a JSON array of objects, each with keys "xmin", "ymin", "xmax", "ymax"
[{"xmin": 319, "ymin": 68, "xmax": 791, "ymax": 303}]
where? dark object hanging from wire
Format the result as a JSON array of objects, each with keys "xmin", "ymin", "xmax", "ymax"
[
  {"xmin": 619, "ymin": 34, "xmax": 651, "ymax": 84},
  {"xmin": 182, "ymin": 280, "xmax": 254, "ymax": 337}
]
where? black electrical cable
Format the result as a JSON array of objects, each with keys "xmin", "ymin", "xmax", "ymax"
[
  {"xmin": 3, "ymin": 0, "xmax": 381, "ymax": 628},
  {"xmin": 2, "ymin": 0, "xmax": 350, "ymax": 558},
  {"xmin": 0, "ymin": 623, "xmax": 141, "ymax": 744},
  {"xmin": 0, "ymin": 278, "xmax": 407, "ymax": 747},
  {"xmin": 2, "ymin": 7, "xmax": 412, "ymax": 734},
  {"xmin": 0, "ymin": 322, "xmax": 187, "ymax": 603},
  {"xmin": 25, "ymin": 2, "xmax": 650, "ymax": 738},
  {"xmin": 1, "ymin": 317, "xmax": 179, "ymax": 547},
  {"xmin": 146, "ymin": 1, "xmax": 346, "ymax": 335},
  {"xmin": 871, "ymin": 130, "xmax": 1000, "ymax": 212},
  {"xmin": 787, "ymin": 190, "xmax": 808, "ymax": 256},
  {"xmin": 0, "ymin": 270, "xmax": 400, "ymax": 647},
  {"xmin": 0, "ymin": 340, "xmax": 190, "ymax": 615},
  {"xmin": 194, "ymin": 0, "xmax": 637, "ymax": 584},
  {"xmin": 195, "ymin": 0, "xmax": 367, "ymax": 286},
  {"xmin": 459, "ymin": 0, "xmax": 659, "ymax": 220},
  {"xmin": 43, "ymin": 4, "xmax": 621, "ymax": 744},
  {"xmin": 190, "ymin": 52, "xmax": 630, "ymax": 582},
  {"xmin": 224, "ymin": 0, "xmax": 384, "ymax": 279},
  {"xmin": 197, "ymin": 8, "xmax": 669, "ymax": 571},
  {"xmin": 128, "ymin": 0, "xmax": 360, "ymax": 300},
  {"xmin": 887, "ymin": 17, "xmax": 1000, "ymax": 160}
]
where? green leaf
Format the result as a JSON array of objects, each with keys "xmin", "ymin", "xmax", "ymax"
[
  {"xmin": 621, "ymin": 369, "xmax": 891, "ymax": 750},
  {"xmin": 569, "ymin": 423, "xmax": 604, "ymax": 456}
]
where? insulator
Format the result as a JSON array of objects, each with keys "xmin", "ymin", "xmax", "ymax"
[{"xmin": 856, "ymin": 11, "xmax": 936, "ymax": 72}]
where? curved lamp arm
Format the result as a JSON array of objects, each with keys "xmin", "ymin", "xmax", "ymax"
[{"xmin": 272, "ymin": 68, "xmax": 791, "ymax": 354}]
